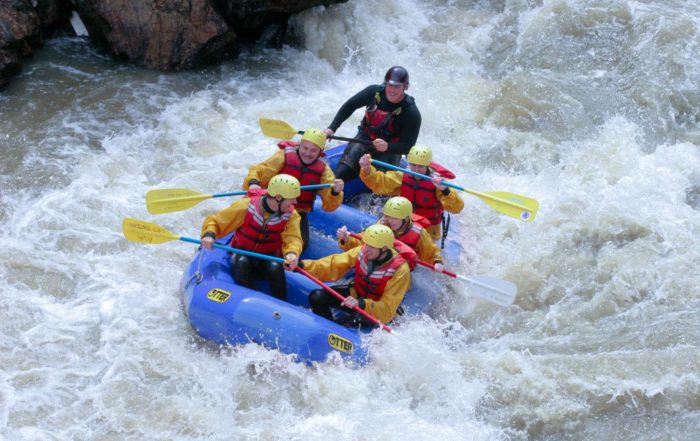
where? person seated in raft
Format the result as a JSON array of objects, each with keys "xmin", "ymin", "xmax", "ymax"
[
  {"xmin": 323, "ymin": 66, "xmax": 422, "ymax": 183},
  {"xmin": 300, "ymin": 224, "xmax": 411, "ymax": 327},
  {"xmin": 336, "ymin": 196, "xmax": 444, "ymax": 273},
  {"xmin": 200, "ymin": 174, "xmax": 302, "ymax": 302},
  {"xmin": 243, "ymin": 128, "xmax": 344, "ymax": 251},
  {"xmin": 358, "ymin": 145, "xmax": 464, "ymax": 242}
]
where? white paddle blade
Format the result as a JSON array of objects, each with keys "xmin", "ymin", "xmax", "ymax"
[{"xmin": 456, "ymin": 274, "xmax": 517, "ymax": 307}]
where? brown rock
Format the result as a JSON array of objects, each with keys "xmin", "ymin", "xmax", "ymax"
[
  {"xmin": 1, "ymin": 0, "xmax": 349, "ymax": 87},
  {"xmin": 36, "ymin": 0, "xmax": 72, "ymax": 35},
  {"xmin": 0, "ymin": 0, "xmax": 42, "ymax": 88},
  {"xmin": 73, "ymin": 0, "xmax": 238, "ymax": 70},
  {"xmin": 214, "ymin": 0, "xmax": 348, "ymax": 34}
]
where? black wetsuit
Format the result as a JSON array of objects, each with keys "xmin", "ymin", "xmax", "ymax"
[{"xmin": 328, "ymin": 85, "xmax": 422, "ymax": 182}]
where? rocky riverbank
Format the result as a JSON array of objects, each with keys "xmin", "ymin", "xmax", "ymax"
[{"xmin": 0, "ymin": 0, "xmax": 345, "ymax": 89}]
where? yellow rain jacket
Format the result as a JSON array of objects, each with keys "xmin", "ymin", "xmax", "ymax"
[
  {"xmin": 201, "ymin": 196, "xmax": 303, "ymax": 257},
  {"xmin": 301, "ymin": 246, "xmax": 411, "ymax": 323},
  {"xmin": 359, "ymin": 165, "xmax": 465, "ymax": 239},
  {"xmin": 243, "ymin": 150, "xmax": 343, "ymax": 213},
  {"xmin": 339, "ymin": 223, "xmax": 443, "ymax": 265}
]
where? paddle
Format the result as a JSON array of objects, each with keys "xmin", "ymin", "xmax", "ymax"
[
  {"xmin": 371, "ymin": 159, "xmax": 539, "ymax": 222},
  {"xmin": 146, "ymin": 184, "xmax": 332, "ymax": 214},
  {"xmin": 413, "ymin": 260, "xmax": 516, "ymax": 307},
  {"xmin": 121, "ymin": 218, "xmax": 392, "ymax": 332},
  {"xmin": 259, "ymin": 117, "xmax": 372, "ymax": 145},
  {"xmin": 295, "ymin": 267, "xmax": 392, "ymax": 333},
  {"xmin": 347, "ymin": 232, "xmax": 516, "ymax": 306}
]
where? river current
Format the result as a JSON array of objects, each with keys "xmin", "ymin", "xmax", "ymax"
[{"xmin": 1, "ymin": 1, "xmax": 699, "ymax": 440}]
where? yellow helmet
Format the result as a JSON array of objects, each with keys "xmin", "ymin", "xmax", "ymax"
[
  {"xmin": 301, "ymin": 128, "xmax": 327, "ymax": 150},
  {"xmin": 267, "ymin": 174, "xmax": 301, "ymax": 199},
  {"xmin": 383, "ymin": 196, "xmax": 413, "ymax": 220},
  {"xmin": 407, "ymin": 145, "xmax": 432, "ymax": 166},
  {"xmin": 362, "ymin": 224, "xmax": 395, "ymax": 249}
]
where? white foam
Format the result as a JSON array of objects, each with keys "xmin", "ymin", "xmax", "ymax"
[{"xmin": 2, "ymin": 1, "xmax": 700, "ymax": 439}]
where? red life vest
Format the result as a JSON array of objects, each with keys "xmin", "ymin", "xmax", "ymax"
[
  {"xmin": 278, "ymin": 144, "xmax": 327, "ymax": 212},
  {"xmin": 360, "ymin": 87, "xmax": 414, "ymax": 143},
  {"xmin": 353, "ymin": 248, "xmax": 407, "ymax": 300},
  {"xmin": 392, "ymin": 238, "xmax": 417, "ymax": 271},
  {"xmin": 350, "ymin": 230, "xmax": 417, "ymax": 271},
  {"xmin": 231, "ymin": 194, "xmax": 292, "ymax": 256},
  {"xmin": 395, "ymin": 222, "xmax": 422, "ymax": 251},
  {"xmin": 401, "ymin": 174, "xmax": 443, "ymax": 226},
  {"xmin": 400, "ymin": 164, "xmax": 455, "ymax": 226},
  {"xmin": 411, "ymin": 213, "xmax": 431, "ymax": 228}
]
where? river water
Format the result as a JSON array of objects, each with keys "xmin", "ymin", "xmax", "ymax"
[{"xmin": 1, "ymin": 1, "xmax": 699, "ymax": 440}]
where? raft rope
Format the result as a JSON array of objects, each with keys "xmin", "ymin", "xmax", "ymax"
[{"xmin": 192, "ymin": 244, "xmax": 207, "ymax": 284}]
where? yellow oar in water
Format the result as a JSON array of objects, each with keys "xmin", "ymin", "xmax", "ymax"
[
  {"xmin": 146, "ymin": 184, "xmax": 331, "ymax": 214},
  {"xmin": 371, "ymin": 159, "xmax": 539, "ymax": 222},
  {"xmin": 121, "ymin": 218, "xmax": 393, "ymax": 332},
  {"xmin": 259, "ymin": 117, "xmax": 371, "ymax": 145}
]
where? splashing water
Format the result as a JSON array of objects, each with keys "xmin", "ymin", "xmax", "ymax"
[{"xmin": 1, "ymin": 1, "xmax": 699, "ymax": 440}]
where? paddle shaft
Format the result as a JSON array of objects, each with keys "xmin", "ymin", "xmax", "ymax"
[
  {"xmin": 147, "ymin": 190, "xmax": 247, "ymax": 208},
  {"xmin": 150, "ymin": 183, "xmax": 333, "ymax": 205},
  {"xmin": 350, "ymin": 233, "xmax": 451, "ymax": 277},
  {"xmin": 287, "ymin": 128, "xmax": 372, "ymax": 146},
  {"xmin": 212, "ymin": 191, "xmax": 246, "ymax": 198},
  {"xmin": 371, "ymin": 159, "xmax": 462, "ymax": 190},
  {"xmin": 260, "ymin": 118, "xmax": 373, "ymax": 146},
  {"xmin": 296, "ymin": 268, "xmax": 392, "ymax": 332},
  {"xmin": 348, "ymin": 232, "xmax": 515, "ymax": 306},
  {"xmin": 213, "ymin": 183, "xmax": 330, "ymax": 199},
  {"xmin": 415, "ymin": 259, "xmax": 452, "ymax": 276},
  {"xmin": 413, "ymin": 254, "xmax": 515, "ymax": 306},
  {"xmin": 180, "ymin": 236, "xmax": 286, "ymax": 262},
  {"xmin": 181, "ymin": 236, "xmax": 391, "ymax": 332},
  {"xmin": 329, "ymin": 135, "xmax": 372, "ymax": 145},
  {"xmin": 371, "ymin": 159, "xmax": 533, "ymax": 214}
]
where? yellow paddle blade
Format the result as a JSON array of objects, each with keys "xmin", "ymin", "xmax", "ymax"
[
  {"xmin": 479, "ymin": 191, "xmax": 539, "ymax": 222},
  {"xmin": 259, "ymin": 117, "xmax": 299, "ymax": 139},
  {"xmin": 122, "ymin": 218, "xmax": 180, "ymax": 244},
  {"xmin": 146, "ymin": 188, "xmax": 212, "ymax": 214}
]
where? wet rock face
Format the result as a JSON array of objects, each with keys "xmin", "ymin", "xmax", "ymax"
[
  {"xmin": 0, "ymin": 0, "xmax": 346, "ymax": 88},
  {"xmin": 36, "ymin": 0, "xmax": 72, "ymax": 33},
  {"xmin": 213, "ymin": 0, "xmax": 345, "ymax": 35},
  {"xmin": 72, "ymin": 0, "xmax": 347, "ymax": 68},
  {"xmin": 72, "ymin": 0, "xmax": 238, "ymax": 70},
  {"xmin": 0, "ymin": 0, "xmax": 42, "ymax": 88},
  {"xmin": 0, "ymin": 0, "xmax": 70, "ymax": 87}
]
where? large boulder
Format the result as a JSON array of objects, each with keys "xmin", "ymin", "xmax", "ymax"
[
  {"xmin": 0, "ymin": 0, "xmax": 72, "ymax": 88},
  {"xmin": 0, "ymin": 0, "xmax": 348, "ymax": 88},
  {"xmin": 214, "ymin": 0, "xmax": 345, "ymax": 35},
  {"xmin": 0, "ymin": 0, "xmax": 42, "ymax": 88},
  {"xmin": 71, "ymin": 0, "xmax": 347, "ymax": 70},
  {"xmin": 36, "ymin": 0, "xmax": 72, "ymax": 34},
  {"xmin": 72, "ymin": 0, "xmax": 238, "ymax": 70}
]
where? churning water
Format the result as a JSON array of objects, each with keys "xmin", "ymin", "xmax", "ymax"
[{"xmin": 1, "ymin": 1, "xmax": 699, "ymax": 440}]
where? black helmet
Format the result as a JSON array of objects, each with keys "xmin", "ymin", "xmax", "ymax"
[{"xmin": 384, "ymin": 66, "xmax": 409, "ymax": 88}]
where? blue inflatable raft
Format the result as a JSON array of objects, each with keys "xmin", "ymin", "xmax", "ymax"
[{"xmin": 179, "ymin": 145, "xmax": 461, "ymax": 364}]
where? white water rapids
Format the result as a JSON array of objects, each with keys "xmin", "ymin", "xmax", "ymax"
[{"xmin": 1, "ymin": 1, "xmax": 699, "ymax": 440}]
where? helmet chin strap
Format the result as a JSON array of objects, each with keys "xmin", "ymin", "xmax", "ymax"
[
  {"xmin": 274, "ymin": 196, "xmax": 285, "ymax": 213},
  {"xmin": 396, "ymin": 218, "xmax": 410, "ymax": 235},
  {"xmin": 263, "ymin": 195, "xmax": 283, "ymax": 214},
  {"xmin": 371, "ymin": 248, "xmax": 392, "ymax": 267}
]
